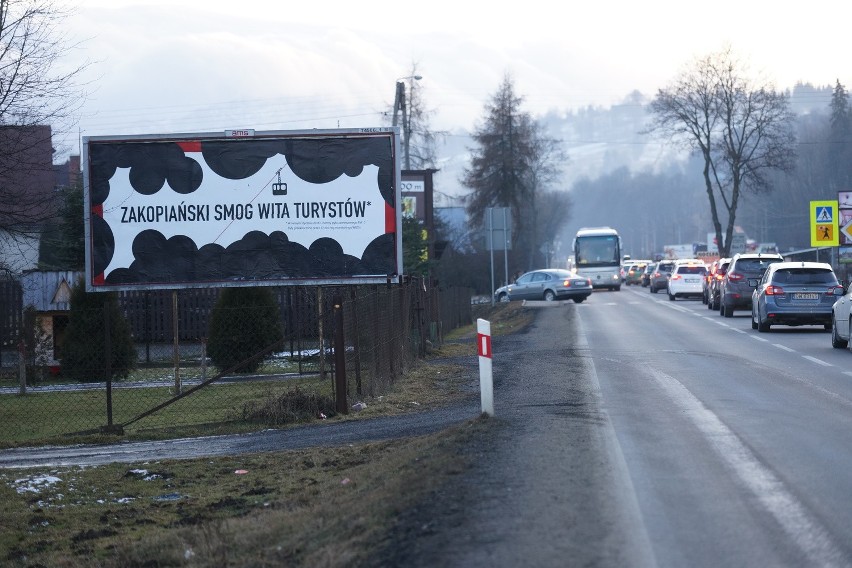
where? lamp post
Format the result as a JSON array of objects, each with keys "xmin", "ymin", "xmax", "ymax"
[{"xmin": 392, "ymin": 75, "xmax": 421, "ymax": 170}]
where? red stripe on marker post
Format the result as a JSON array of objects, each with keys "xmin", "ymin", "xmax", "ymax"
[
  {"xmin": 477, "ymin": 332, "xmax": 492, "ymax": 358},
  {"xmin": 477, "ymin": 318, "xmax": 494, "ymax": 416}
]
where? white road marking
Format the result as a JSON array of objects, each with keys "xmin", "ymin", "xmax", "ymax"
[
  {"xmin": 802, "ymin": 356, "xmax": 832, "ymax": 367},
  {"xmin": 773, "ymin": 344, "xmax": 795, "ymax": 353},
  {"xmin": 649, "ymin": 368, "xmax": 845, "ymax": 567},
  {"xmin": 751, "ymin": 336, "xmax": 769, "ymax": 342}
]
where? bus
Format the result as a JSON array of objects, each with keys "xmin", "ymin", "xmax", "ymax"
[{"xmin": 572, "ymin": 227, "xmax": 623, "ymax": 290}]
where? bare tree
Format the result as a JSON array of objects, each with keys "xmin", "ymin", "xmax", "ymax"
[
  {"xmin": 402, "ymin": 63, "xmax": 443, "ymax": 171},
  {"xmin": 0, "ymin": 0, "xmax": 88, "ymax": 240},
  {"xmin": 648, "ymin": 47, "xmax": 796, "ymax": 256}
]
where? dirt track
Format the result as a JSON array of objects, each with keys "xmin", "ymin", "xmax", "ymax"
[{"xmin": 374, "ymin": 304, "xmax": 654, "ymax": 567}]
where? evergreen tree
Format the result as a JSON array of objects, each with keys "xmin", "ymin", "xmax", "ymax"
[
  {"xmin": 462, "ymin": 73, "xmax": 533, "ymax": 230},
  {"xmin": 62, "ymin": 278, "xmax": 136, "ymax": 382},
  {"xmin": 401, "ymin": 216, "xmax": 430, "ymax": 277},
  {"xmin": 461, "ymin": 73, "xmax": 567, "ymax": 271},
  {"xmin": 207, "ymin": 287, "xmax": 283, "ymax": 373},
  {"xmin": 828, "ymin": 79, "xmax": 852, "ymax": 191},
  {"xmin": 38, "ymin": 179, "xmax": 85, "ymax": 270}
]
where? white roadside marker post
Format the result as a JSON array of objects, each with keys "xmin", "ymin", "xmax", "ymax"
[{"xmin": 477, "ymin": 318, "xmax": 494, "ymax": 416}]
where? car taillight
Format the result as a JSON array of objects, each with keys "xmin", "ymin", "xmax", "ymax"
[
  {"xmin": 563, "ymin": 279, "xmax": 572, "ymax": 287},
  {"xmin": 727, "ymin": 272, "xmax": 744, "ymax": 282},
  {"xmin": 826, "ymin": 286, "xmax": 843, "ymax": 296},
  {"xmin": 765, "ymin": 285, "xmax": 784, "ymax": 296},
  {"xmin": 671, "ymin": 274, "xmax": 682, "ymax": 280},
  {"xmin": 714, "ymin": 273, "xmax": 725, "ymax": 281}
]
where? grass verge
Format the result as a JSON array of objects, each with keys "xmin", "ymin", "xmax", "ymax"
[{"xmin": 0, "ymin": 302, "xmax": 533, "ymax": 566}]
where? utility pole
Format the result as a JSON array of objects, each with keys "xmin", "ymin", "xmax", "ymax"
[{"xmin": 392, "ymin": 75, "xmax": 421, "ymax": 170}]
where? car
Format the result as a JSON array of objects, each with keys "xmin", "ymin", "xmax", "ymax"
[
  {"xmin": 649, "ymin": 259, "xmax": 676, "ymax": 294},
  {"xmin": 494, "ymin": 268, "xmax": 593, "ymax": 303},
  {"xmin": 751, "ymin": 261, "xmax": 842, "ymax": 332},
  {"xmin": 625, "ymin": 261, "xmax": 651, "ymax": 286},
  {"xmin": 706, "ymin": 257, "xmax": 731, "ymax": 310},
  {"xmin": 831, "ymin": 282, "xmax": 852, "ymax": 348},
  {"xmin": 718, "ymin": 253, "xmax": 785, "ymax": 317},
  {"xmin": 620, "ymin": 260, "xmax": 638, "ymax": 282},
  {"xmin": 667, "ymin": 259, "xmax": 707, "ymax": 301},
  {"xmin": 701, "ymin": 259, "xmax": 720, "ymax": 304},
  {"xmin": 640, "ymin": 262, "xmax": 655, "ymax": 287}
]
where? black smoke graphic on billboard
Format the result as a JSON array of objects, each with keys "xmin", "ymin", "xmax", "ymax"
[{"xmin": 85, "ymin": 131, "xmax": 400, "ymax": 289}]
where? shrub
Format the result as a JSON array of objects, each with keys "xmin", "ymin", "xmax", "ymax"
[
  {"xmin": 240, "ymin": 387, "xmax": 336, "ymax": 425},
  {"xmin": 62, "ymin": 278, "xmax": 136, "ymax": 382},
  {"xmin": 207, "ymin": 287, "xmax": 283, "ymax": 373}
]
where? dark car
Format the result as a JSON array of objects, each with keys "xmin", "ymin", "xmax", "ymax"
[
  {"xmin": 494, "ymin": 269, "xmax": 593, "ymax": 303},
  {"xmin": 751, "ymin": 261, "xmax": 842, "ymax": 332},
  {"xmin": 640, "ymin": 262, "xmax": 655, "ymax": 287},
  {"xmin": 706, "ymin": 257, "xmax": 731, "ymax": 311},
  {"xmin": 649, "ymin": 259, "xmax": 676, "ymax": 294},
  {"xmin": 718, "ymin": 253, "xmax": 784, "ymax": 317}
]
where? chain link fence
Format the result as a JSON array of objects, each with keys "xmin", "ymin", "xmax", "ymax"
[{"xmin": 0, "ymin": 280, "xmax": 472, "ymax": 445}]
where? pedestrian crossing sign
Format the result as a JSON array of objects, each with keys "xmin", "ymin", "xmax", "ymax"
[{"xmin": 811, "ymin": 200, "xmax": 839, "ymax": 246}]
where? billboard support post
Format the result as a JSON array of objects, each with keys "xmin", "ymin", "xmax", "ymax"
[
  {"xmin": 172, "ymin": 290, "xmax": 180, "ymax": 395},
  {"xmin": 104, "ymin": 305, "xmax": 113, "ymax": 428},
  {"xmin": 333, "ymin": 294, "xmax": 348, "ymax": 415}
]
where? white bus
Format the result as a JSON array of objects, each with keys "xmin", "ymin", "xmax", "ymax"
[{"xmin": 573, "ymin": 227, "xmax": 623, "ymax": 291}]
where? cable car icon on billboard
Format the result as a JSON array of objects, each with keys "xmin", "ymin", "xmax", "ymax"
[{"xmin": 272, "ymin": 170, "xmax": 287, "ymax": 196}]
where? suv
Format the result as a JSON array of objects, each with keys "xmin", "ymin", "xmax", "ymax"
[
  {"xmin": 706, "ymin": 257, "xmax": 732, "ymax": 311},
  {"xmin": 667, "ymin": 259, "xmax": 707, "ymax": 301},
  {"xmin": 649, "ymin": 259, "xmax": 676, "ymax": 294},
  {"xmin": 718, "ymin": 253, "xmax": 784, "ymax": 317},
  {"xmin": 752, "ymin": 261, "xmax": 842, "ymax": 332}
]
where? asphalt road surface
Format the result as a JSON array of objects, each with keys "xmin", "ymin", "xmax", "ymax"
[
  {"xmin": 5, "ymin": 287, "xmax": 852, "ymax": 567},
  {"xmin": 380, "ymin": 289, "xmax": 852, "ymax": 567}
]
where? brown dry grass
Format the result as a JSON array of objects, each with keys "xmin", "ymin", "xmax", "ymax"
[{"xmin": 0, "ymin": 301, "xmax": 534, "ymax": 566}]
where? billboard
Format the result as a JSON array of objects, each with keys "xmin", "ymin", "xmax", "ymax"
[{"xmin": 83, "ymin": 128, "xmax": 402, "ymax": 291}]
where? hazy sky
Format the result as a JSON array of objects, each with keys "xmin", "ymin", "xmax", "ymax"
[{"xmin": 60, "ymin": 0, "xmax": 852, "ymax": 155}]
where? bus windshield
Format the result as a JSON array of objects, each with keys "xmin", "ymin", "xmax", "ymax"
[{"xmin": 575, "ymin": 236, "xmax": 620, "ymax": 267}]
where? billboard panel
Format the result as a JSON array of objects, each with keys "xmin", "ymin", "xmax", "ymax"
[{"xmin": 83, "ymin": 128, "xmax": 402, "ymax": 291}]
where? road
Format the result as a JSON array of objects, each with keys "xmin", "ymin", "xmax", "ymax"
[
  {"xmin": 380, "ymin": 287, "xmax": 852, "ymax": 567},
  {"xmin": 5, "ymin": 286, "xmax": 852, "ymax": 567}
]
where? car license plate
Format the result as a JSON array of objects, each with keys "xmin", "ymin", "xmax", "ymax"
[
  {"xmin": 686, "ymin": 278, "xmax": 699, "ymax": 283},
  {"xmin": 793, "ymin": 293, "xmax": 819, "ymax": 300}
]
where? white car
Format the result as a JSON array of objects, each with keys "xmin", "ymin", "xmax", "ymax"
[
  {"xmin": 831, "ymin": 282, "xmax": 852, "ymax": 348},
  {"xmin": 667, "ymin": 259, "xmax": 707, "ymax": 301}
]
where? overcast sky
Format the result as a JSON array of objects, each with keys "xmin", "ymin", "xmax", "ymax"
[{"xmin": 59, "ymin": 0, "xmax": 852, "ymax": 156}]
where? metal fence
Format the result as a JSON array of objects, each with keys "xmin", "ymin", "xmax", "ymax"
[
  {"xmin": 0, "ymin": 280, "xmax": 473, "ymax": 445},
  {"xmin": 0, "ymin": 279, "xmax": 23, "ymax": 359}
]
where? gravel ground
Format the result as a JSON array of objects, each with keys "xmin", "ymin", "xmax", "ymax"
[{"xmin": 373, "ymin": 304, "xmax": 655, "ymax": 567}]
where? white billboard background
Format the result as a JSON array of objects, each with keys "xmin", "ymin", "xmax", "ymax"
[{"xmin": 101, "ymin": 154, "xmax": 385, "ymax": 278}]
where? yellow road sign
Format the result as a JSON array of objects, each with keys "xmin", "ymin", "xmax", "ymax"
[{"xmin": 811, "ymin": 200, "xmax": 839, "ymax": 246}]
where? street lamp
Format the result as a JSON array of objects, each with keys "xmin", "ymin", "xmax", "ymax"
[{"xmin": 392, "ymin": 75, "xmax": 421, "ymax": 170}]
